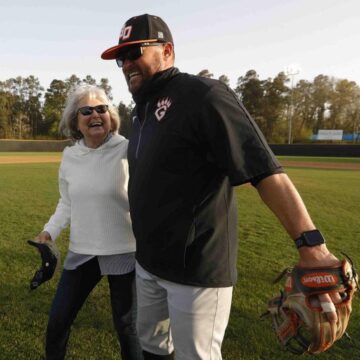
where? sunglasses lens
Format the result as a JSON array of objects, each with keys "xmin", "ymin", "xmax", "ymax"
[
  {"xmin": 127, "ymin": 47, "xmax": 142, "ymax": 61},
  {"xmin": 116, "ymin": 57, "xmax": 124, "ymax": 68},
  {"xmin": 94, "ymin": 105, "xmax": 108, "ymax": 114},
  {"xmin": 78, "ymin": 107, "xmax": 93, "ymax": 116},
  {"xmin": 116, "ymin": 47, "xmax": 143, "ymax": 67},
  {"xmin": 78, "ymin": 105, "xmax": 108, "ymax": 115}
]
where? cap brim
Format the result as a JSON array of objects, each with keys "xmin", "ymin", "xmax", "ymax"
[{"xmin": 101, "ymin": 39, "xmax": 159, "ymax": 60}]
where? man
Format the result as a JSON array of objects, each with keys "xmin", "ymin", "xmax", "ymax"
[{"xmin": 101, "ymin": 14, "xmax": 341, "ymax": 360}]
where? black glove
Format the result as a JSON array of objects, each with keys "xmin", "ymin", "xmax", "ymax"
[{"xmin": 28, "ymin": 239, "xmax": 60, "ymax": 290}]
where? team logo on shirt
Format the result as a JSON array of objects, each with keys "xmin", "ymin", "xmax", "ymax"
[{"xmin": 155, "ymin": 97, "xmax": 172, "ymax": 121}]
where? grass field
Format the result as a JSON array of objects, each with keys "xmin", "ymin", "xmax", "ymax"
[
  {"xmin": 0, "ymin": 157, "xmax": 359, "ymax": 359},
  {"xmin": 277, "ymin": 155, "xmax": 360, "ymax": 163}
]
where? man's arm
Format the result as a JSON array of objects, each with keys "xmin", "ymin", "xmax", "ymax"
[
  {"xmin": 255, "ymin": 173, "xmax": 341, "ymax": 320},
  {"xmin": 255, "ymin": 172, "xmax": 338, "ymax": 265}
]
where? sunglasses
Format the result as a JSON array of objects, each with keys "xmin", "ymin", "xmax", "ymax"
[
  {"xmin": 116, "ymin": 42, "xmax": 163, "ymax": 68},
  {"xmin": 77, "ymin": 104, "xmax": 109, "ymax": 116}
]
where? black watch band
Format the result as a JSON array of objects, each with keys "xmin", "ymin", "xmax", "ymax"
[{"xmin": 295, "ymin": 230, "xmax": 325, "ymax": 249}]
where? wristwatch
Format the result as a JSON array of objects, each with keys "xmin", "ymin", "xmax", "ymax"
[{"xmin": 295, "ymin": 230, "xmax": 325, "ymax": 249}]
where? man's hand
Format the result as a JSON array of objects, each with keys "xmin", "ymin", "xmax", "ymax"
[
  {"xmin": 263, "ymin": 253, "xmax": 358, "ymax": 354},
  {"xmin": 297, "ymin": 244, "xmax": 342, "ymax": 322},
  {"xmin": 256, "ymin": 174, "xmax": 344, "ymax": 323}
]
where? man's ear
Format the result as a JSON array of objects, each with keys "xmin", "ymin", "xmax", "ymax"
[{"xmin": 163, "ymin": 42, "xmax": 174, "ymax": 59}]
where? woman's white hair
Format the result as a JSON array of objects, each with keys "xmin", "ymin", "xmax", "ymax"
[{"xmin": 59, "ymin": 85, "xmax": 120, "ymax": 140}]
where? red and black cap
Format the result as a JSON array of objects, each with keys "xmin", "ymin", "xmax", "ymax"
[{"xmin": 101, "ymin": 14, "xmax": 173, "ymax": 60}]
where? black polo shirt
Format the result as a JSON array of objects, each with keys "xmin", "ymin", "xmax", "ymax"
[{"xmin": 127, "ymin": 68, "xmax": 282, "ymax": 287}]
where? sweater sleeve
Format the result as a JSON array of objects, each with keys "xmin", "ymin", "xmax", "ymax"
[{"xmin": 43, "ymin": 160, "xmax": 71, "ymax": 241}]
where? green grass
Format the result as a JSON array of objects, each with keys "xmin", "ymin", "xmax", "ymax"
[
  {"xmin": 0, "ymin": 162, "xmax": 359, "ymax": 359},
  {"xmin": 277, "ymin": 155, "xmax": 360, "ymax": 163}
]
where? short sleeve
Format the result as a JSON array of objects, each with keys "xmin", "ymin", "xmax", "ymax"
[{"xmin": 198, "ymin": 82, "xmax": 282, "ymax": 186}]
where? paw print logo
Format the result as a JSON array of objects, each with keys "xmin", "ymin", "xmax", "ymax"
[{"xmin": 155, "ymin": 97, "xmax": 172, "ymax": 121}]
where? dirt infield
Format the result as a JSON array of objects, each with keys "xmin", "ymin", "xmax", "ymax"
[
  {"xmin": 0, "ymin": 155, "xmax": 61, "ymax": 164},
  {"xmin": 0, "ymin": 155, "xmax": 359, "ymax": 170}
]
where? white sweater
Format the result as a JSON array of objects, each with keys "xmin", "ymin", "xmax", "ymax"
[{"xmin": 44, "ymin": 134, "xmax": 136, "ymax": 255}]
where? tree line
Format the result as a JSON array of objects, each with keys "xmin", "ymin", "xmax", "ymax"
[{"xmin": 1, "ymin": 70, "xmax": 359, "ymax": 143}]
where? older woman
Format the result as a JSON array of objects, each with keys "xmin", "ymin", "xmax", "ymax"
[{"xmin": 36, "ymin": 85, "xmax": 141, "ymax": 360}]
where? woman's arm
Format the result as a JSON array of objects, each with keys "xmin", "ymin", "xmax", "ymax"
[{"xmin": 38, "ymin": 167, "xmax": 71, "ymax": 242}]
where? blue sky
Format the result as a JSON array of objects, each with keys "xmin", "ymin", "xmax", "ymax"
[{"xmin": 2, "ymin": 0, "xmax": 360, "ymax": 104}]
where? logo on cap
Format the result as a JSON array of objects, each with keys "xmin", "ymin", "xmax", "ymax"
[{"xmin": 120, "ymin": 25, "xmax": 132, "ymax": 41}]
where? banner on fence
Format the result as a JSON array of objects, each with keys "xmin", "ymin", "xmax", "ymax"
[{"xmin": 317, "ymin": 129, "xmax": 343, "ymax": 140}]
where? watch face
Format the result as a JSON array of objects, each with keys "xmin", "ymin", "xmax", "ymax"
[{"xmin": 304, "ymin": 230, "xmax": 324, "ymax": 246}]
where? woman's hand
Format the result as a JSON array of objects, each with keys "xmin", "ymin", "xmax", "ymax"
[{"xmin": 35, "ymin": 231, "xmax": 52, "ymax": 243}]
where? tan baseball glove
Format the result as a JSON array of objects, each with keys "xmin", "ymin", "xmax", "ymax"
[{"xmin": 262, "ymin": 256, "xmax": 358, "ymax": 355}]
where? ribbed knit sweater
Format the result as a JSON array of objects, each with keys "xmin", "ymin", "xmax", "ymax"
[{"xmin": 44, "ymin": 134, "xmax": 136, "ymax": 255}]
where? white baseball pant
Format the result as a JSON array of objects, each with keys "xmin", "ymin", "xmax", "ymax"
[{"xmin": 135, "ymin": 262, "xmax": 233, "ymax": 359}]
